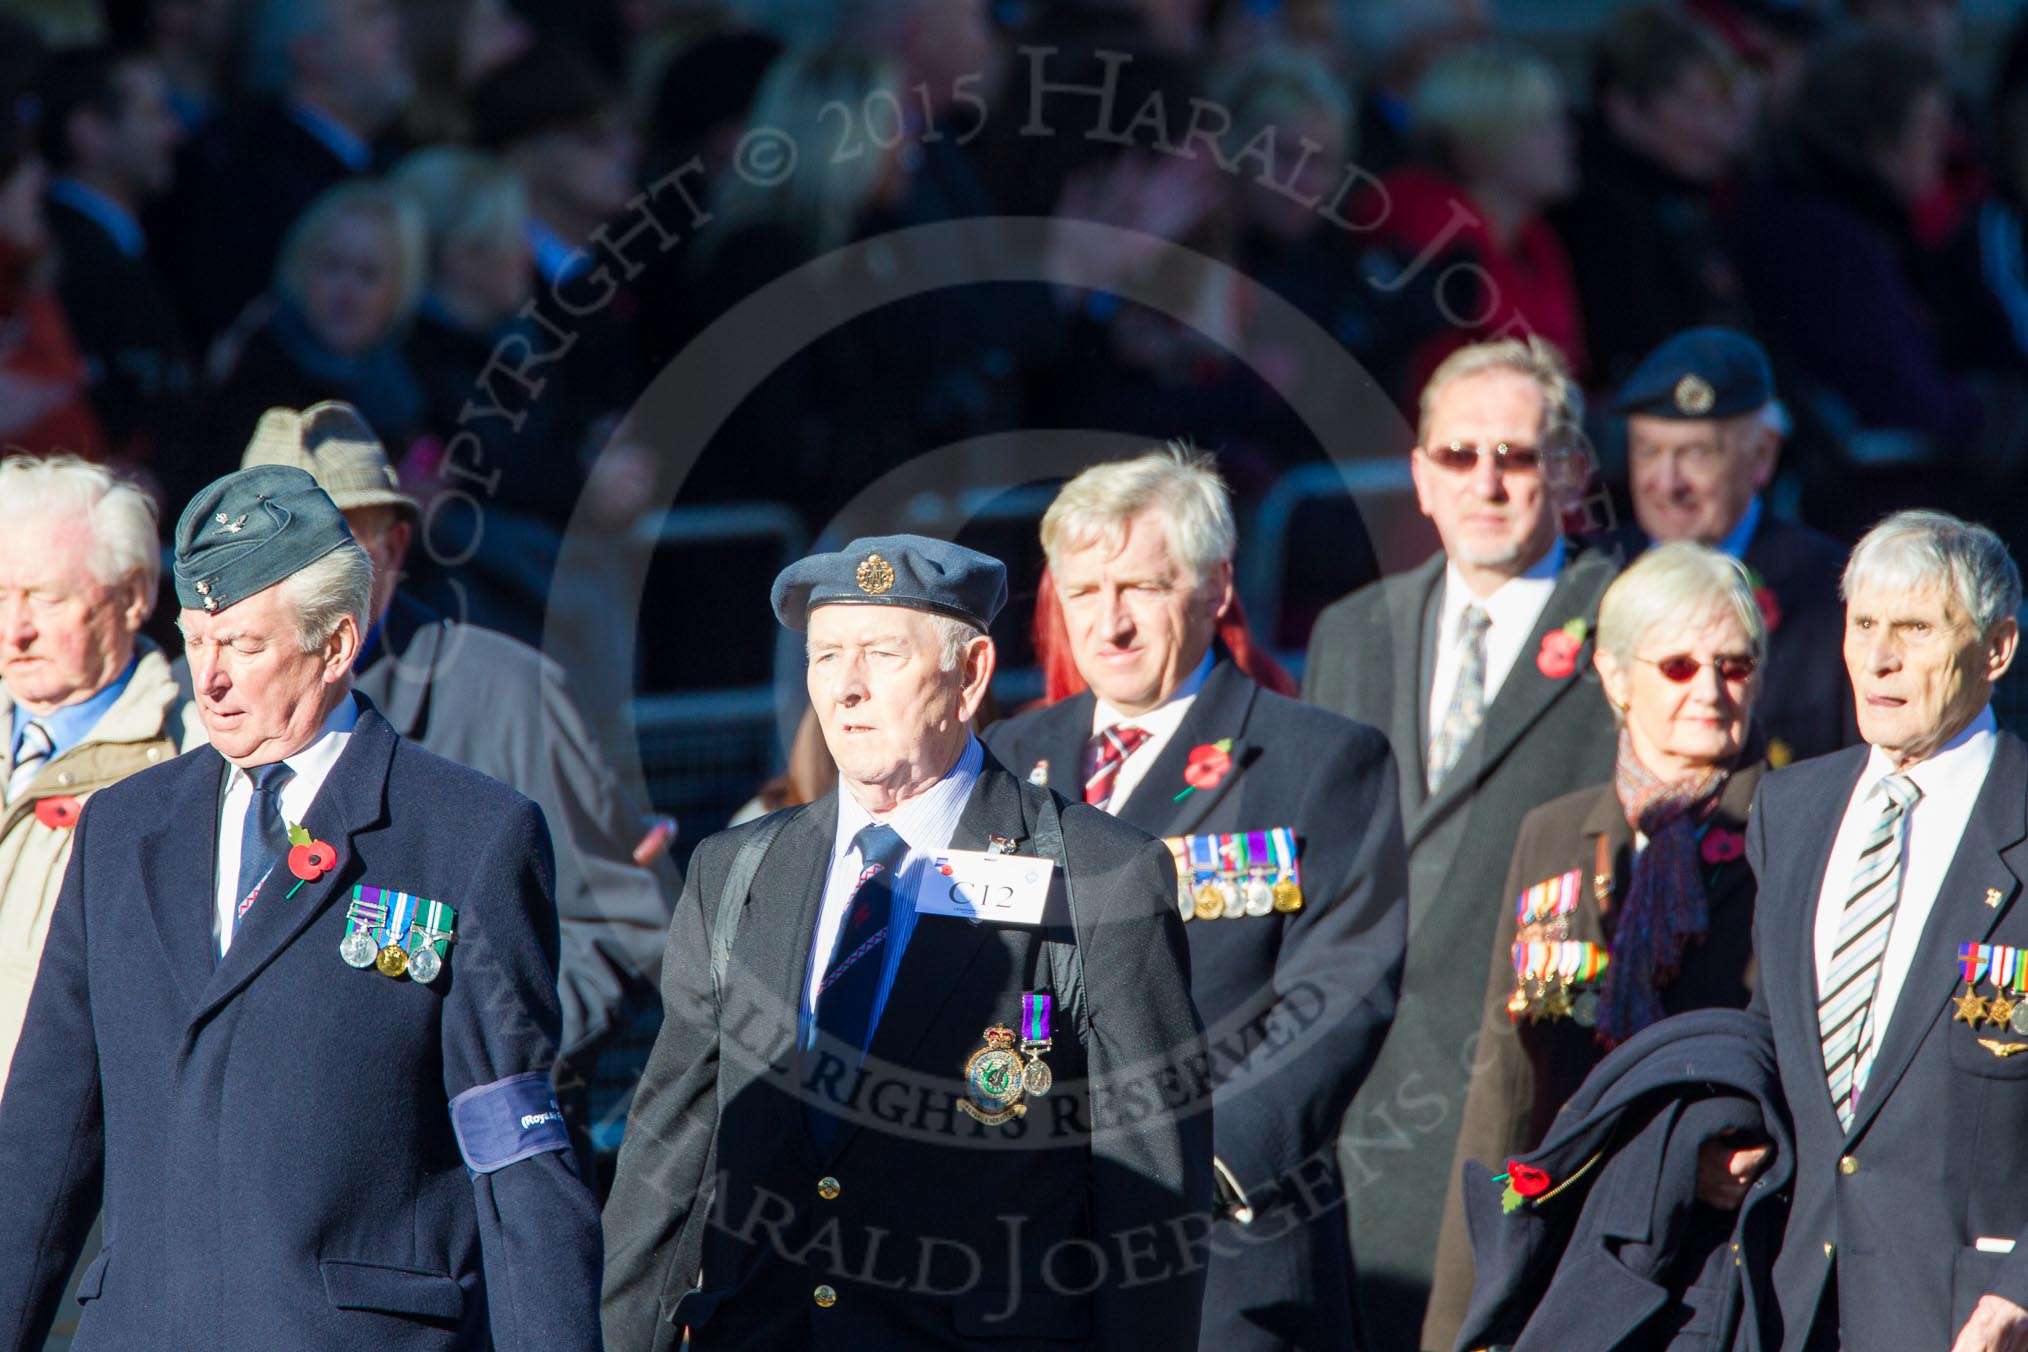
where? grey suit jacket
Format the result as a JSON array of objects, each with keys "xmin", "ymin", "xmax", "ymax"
[
  {"xmin": 1302, "ymin": 543, "xmax": 1621, "ymax": 1350},
  {"xmin": 1747, "ymin": 732, "xmax": 2028, "ymax": 1351}
]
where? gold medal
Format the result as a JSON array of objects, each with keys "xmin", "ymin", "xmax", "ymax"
[
  {"xmin": 1194, "ymin": 884, "xmax": 1226, "ymax": 921},
  {"xmin": 1506, "ymin": 986, "xmax": 1529, "ymax": 1021},
  {"xmin": 1990, "ymin": 994, "xmax": 2019, "ymax": 1029},
  {"xmin": 959, "ymin": 1025, "xmax": 1028, "ymax": 1125},
  {"xmin": 374, "ymin": 943, "xmax": 409, "ymax": 979},
  {"xmin": 1543, "ymin": 984, "xmax": 1574, "ymax": 1021},
  {"xmin": 1271, "ymin": 879, "xmax": 1303, "ymax": 913}
]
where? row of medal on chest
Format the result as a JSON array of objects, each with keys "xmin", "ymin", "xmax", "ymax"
[{"xmin": 1178, "ymin": 870, "xmax": 1305, "ymax": 922}]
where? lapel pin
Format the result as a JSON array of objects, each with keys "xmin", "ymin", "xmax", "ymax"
[{"xmin": 1988, "ymin": 888, "xmax": 2005, "ymax": 909}]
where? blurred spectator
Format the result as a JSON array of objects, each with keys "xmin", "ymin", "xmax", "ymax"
[
  {"xmin": 1683, "ymin": 0, "xmax": 1819, "ymax": 111},
  {"xmin": 1729, "ymin": 30, "xmax": 1983, "ymax": 454},
  {"xmin": 389, "ymin": 147, "xmax": 541, "ymax": 480},
  {"xmin": 400, "ymin": 0, "xmax": 536, "ymax": 143},
  {"xmin": 469, "ymin": 43, "xmax": 644, "ymax": 524},
  {"xmin": 38, "ymin": 46, "xmax": 193, "ymax": 468},
  {"xmin": 0, "ymin": 85, "xmax": 104, "ymax": 461},
  {"xmin": 727, "ymin": 704, "xmax": 835, "ymax": 825},
  {"xmin": 198, "ymin": 179, "xmax": 425, "ymax": 495},
  {"xmin": 1548, "ymin": 5, "xmax": 1754, "ymax": 390},
  {"xmin": 1849, "ymin": 0, "xmax": 1988, "ymax": 247},
  {"xmin": 1359, "ymin": 42, "xmax": 1587, "ymax": 404},
  {"xmin": 1338, "ymin": 0, "xmax": 1490, "ymax": 177},
  {"xmin": 103, "ymin": 0, "xmax": 236, "ymax": 133},
  {"xmin": 1938, "ymin": 35, "xmax": 2028, "ymax": 378},
  {"xmin": 643, "ymin": 27, "xmax": 780, "ymax": 187},
  {"xmin": 163, "ymin": 0, "xmax": 412, "ymax": 344}
]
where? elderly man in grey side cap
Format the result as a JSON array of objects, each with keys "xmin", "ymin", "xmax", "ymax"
[
  {"xmin": 0, "ymin": 465, "xmax": 601, "ymax": 1350},
  {"xmin": 222, "ymin": 400, "xmax": 677, "ymax": 1145}
]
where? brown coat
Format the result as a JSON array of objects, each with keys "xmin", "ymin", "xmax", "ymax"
[{"xmin": 1423, "ymin": 757, "xmax": 1766, "ymax": 1351}]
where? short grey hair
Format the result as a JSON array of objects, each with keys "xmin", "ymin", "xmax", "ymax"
[
  {"xmin": 1040, "ymin": 443, "xmax": 1237, "ymax": 589},
  {"xmin": 928, "ymin": 615, "xmax": 985, "ymax": 673},
  {"xmin": 278, "ymin": 542, "xmax": 374, "ymax": 653},
  {"xmin": 1598, "ymin": 541, "xmax": 1767, "ymax": 671},
  {"xmin": 1843, "ymin": 510, "xmax": 2023, "ymax": 636},
  {"xmin": 0, "ymin": 455, "xmax": 160, "ymax": 610},
  {"xmin": 1417, "ymin": 334, "xmax": 1583, "ymax": 448}
]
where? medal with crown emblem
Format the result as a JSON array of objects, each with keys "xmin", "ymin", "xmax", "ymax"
[{"xmin": 959, "ymin": 1025, "xmax": 1029, "ymax": 1124}]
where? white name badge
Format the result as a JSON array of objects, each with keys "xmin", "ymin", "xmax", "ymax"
[{"xmin": 916, "ymin": 849, "xmax": 1056, "ymax": 925}]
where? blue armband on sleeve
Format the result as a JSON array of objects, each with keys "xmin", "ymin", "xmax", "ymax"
[{"xmin": 450, "ymin": 1071, "xmax": 572, "ymax": 1175}]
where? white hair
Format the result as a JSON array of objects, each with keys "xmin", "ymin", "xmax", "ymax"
[
  {"xmin": 1041, "ymin": 443, "xmax": 1237, "ymax": 590},
  {"xmin": 1843, "ymin": 510, "xmax": 2023, "ymax": 636},
  {"xmin": 276, "ymin": 178, "xmax": 428, "ymax": 333},
  {"xmin": 278, "ymin": 542, "xmax": 374, "ymax": 653},
  {"xmin": 0, "ymin": 455, "xmax": 160, "ymax": 610},
  {"xmin": 1598, "ymin": 540, "xmax": 1766, "ymax": 668},
  {"xmin": 927, "ymin": 614, "xmax": 985, "ymax": 673}
]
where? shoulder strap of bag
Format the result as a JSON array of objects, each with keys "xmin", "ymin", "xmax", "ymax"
[{"xmin": 710, "ymin": 810, "xmax": 792, "ymax": 996}]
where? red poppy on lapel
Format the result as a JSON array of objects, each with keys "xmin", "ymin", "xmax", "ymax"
[
  {"xmin": 1536, "ymin": 618, "xmax": 1589, "ymax": 679},
  {"xmin": 1507, "ymin": 1160, "xmax": 1552, "ymax": 1198},
  {"xmin": 1182, "ymin": 739, "xmax": 1234, "ymax": 791},
  {"xmin": 1700, "ymin": 828, "xmax": 1745, "ymax": 864},
  {"xmin": 33, "ymin": 795, "xmax": 82, "ymax": 829},
  {"xmin": 288, "ymin": 838, "xmax": 338, "ymax": 881}
]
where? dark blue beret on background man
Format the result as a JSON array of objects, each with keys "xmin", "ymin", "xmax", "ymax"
[{"xmin": 0, "ymin": 465, "xmax": 603, "ymax": 1351}]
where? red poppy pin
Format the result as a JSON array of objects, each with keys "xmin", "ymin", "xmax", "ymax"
[
  {"xmin": 33, "ymin": 795, "xmax": 82, "ymax": 830},
  {"xmin": 1174, "ymin": 739, "xmax": 1235, "ymax": 800},
  {"xmin": 1536, "ymin": 618, "xmax": 1589, "ymax": 680},
  {"xmin": 1700, "ymin": 828, "xmax": 1745, "ymax": 865},
  {"xmin": 283, "ymin": 822, "xmax": 338, "ymax": 898},
  {"xmin": 1500, "ymin": 1159, "xmax": 1554, "ymax": 1212}
]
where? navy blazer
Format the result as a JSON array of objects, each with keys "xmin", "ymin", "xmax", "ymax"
[
  {"xmin": 0, "ymin": 703, "xmax": 603, "ymax": 1351},
  {"xmin": 601, "ymin": 754, "xmax": 1213, "ymax": 1351},
  {"xmin": 1748, "ymin": 731, "xmax": 2028, "ymax": 1351},
  {"xmin": 985, "ymin": 658, "xmax": 1408, "ymax": 1352}
]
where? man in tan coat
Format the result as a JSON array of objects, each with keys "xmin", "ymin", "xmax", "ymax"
[{"xmin": 0, "ymin": 456, "xmax": 197, "ymax": 1097}]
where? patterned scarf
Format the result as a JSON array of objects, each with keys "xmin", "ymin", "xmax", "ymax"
[{"xmin": 1596, "ymin": 726, "xmax": 1729, "ymax": 1046}]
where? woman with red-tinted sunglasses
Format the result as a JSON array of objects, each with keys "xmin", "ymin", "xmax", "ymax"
[{"xmin": 1426, "ymin": 540, "xmax": 1772, "ymax": 1345}]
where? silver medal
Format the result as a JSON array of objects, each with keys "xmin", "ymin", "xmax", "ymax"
[
  {"xmin": 2011, "ymin": 1004, "xmax": 2028, "ymax": 1037},
  {"xmin": 407, "ymin": 943, "xmax": 442, "ymax": 984},
  {"xmin": 340, "ymin": 929, "xmax": 378, "ymax": 968},
  {"xmin": 1220, "ymin": 878, "xmax": 1247, "ymax": 919},
  {"xmin": 1178, "ymin": 881, "xmax": 1195, "ymax": 922},
  {"xmin": 1244, "ymin": 877, "xmax": 1275, "ymax": 917},
  {"xmin": 1571, "ymin": 991, "xmax": 1600, "ymax": 1027}
]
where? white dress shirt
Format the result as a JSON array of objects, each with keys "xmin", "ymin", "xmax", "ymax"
[
  {"xmin": 1084, "ymin": 650, "xmax": 1215, "ymax": 811},
  {"xmin": 213, "ymin": 696, "xmax": 360, "ymax": 956},
  {"xmin": 802, "ymin": 736, "xmax": 984, "ymax": 1051},
  {"xmin": 1812, "ymin": 706, "xmax": 1998, "ymax": 1044},
  {"xmin": 1426, "ymin": 538, "xmax": 1565, "ymax": 738}
]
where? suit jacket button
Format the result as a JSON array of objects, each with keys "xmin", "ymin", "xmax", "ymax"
[
  {"xmin": 814, "ymin": 1284, "xmax": 838, "ymax": 1308},
  {"xmin": 1838, "ymin": 1155, "xmax": 1858, "ymax": 1176},
  {"xmin": 818, "ymin": 1176, "xmax": 841, "ymax": 1200}
]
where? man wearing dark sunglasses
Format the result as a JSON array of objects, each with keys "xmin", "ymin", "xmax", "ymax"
[
  {"xmin": 1303, "ymin": 335, "xmax": 1623, "ymax": 1350},
  {"xmin": 1616, "ymin": 326, "xmax": 1858, "ymax": 764}
]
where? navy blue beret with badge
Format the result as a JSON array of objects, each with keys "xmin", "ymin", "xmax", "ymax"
[
  {"xmin": 173, "ymin": 464, "xmax": 356, "ymax": 613},
  {"xmin": 1612, "ymin": 327, "xmax": 1775, "ymax": 421},
  {"xmin": 771, "ymin": 534, "xmax": 1009, "ymax": 632}
]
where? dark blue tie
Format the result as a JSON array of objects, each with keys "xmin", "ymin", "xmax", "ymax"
[
  {"xmin": 808, "ymin": 824, "xmax": 908, "ymax": 1144},
  {"xmin": 234, "ymin": 762, "xmax": 294, "ymax": 933}
]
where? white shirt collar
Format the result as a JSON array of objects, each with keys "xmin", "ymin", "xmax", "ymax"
[
  {"xmin": 832, "ymin": 734, "xmax": 985, "ymax": 861},
  {"xmin": 1856, "ymin": 704, "xmax": 1998, "ymax": 800},
  {"xmin": 251, "ymin": 693, "xmax": 360, "ymax": 791},
  {"xmin": 1091, "ymin": 648, "xmax": 1214, "ymax": 742},
  {"xmin": 1438, "ymin": 536, "xmax": 1564, "ymax": 639}
]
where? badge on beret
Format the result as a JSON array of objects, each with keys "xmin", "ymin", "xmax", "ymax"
[
  {"xmin": 1673, "ymin": 373, "xmax": 1716, "ymax": 415},
  {"xmin": 856, "ymin": 553, "xmax": 895, "ymax": 594}
]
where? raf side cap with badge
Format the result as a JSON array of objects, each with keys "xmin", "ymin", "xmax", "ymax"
[
  {"xmin": 771, "ymin": 534, "xmax": 1009, "ymax": 632},
  {"xmin": 1612, "ymin": 326, "xmax": 1775, "ymax": 422},
  {"xmin": 240, "ymin": 400, "xmax": 420, "ymax": 520},
  {"xmin": 173, "ymin": 464, "xmax": 356, "ymax": 613}
]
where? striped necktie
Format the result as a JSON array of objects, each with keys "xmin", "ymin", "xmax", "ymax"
[
  {"xmin": 1085, "ymin": 724, "xmax": 1150, "ymax": 808},
  {"xmin": 7, "ymin": 721, "xmax": 52, "ymax": 804},
  {"xmin": 1427, "ymin": 604, "xmax": 1492, "ymax": 793},
  {"xmin": 1819, "ymin": 772, "xmax": 1923, "ymax": 1129}
]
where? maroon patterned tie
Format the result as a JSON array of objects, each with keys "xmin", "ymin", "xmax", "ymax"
[{"xmin": 1085, "ymin": 725, "xmax": 1150, "ymax": 808}]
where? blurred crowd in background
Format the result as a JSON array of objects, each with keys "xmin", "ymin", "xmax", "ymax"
[{"xmin": 5, "ymin": 0, "xmax": 2028, "ymax": 847}]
